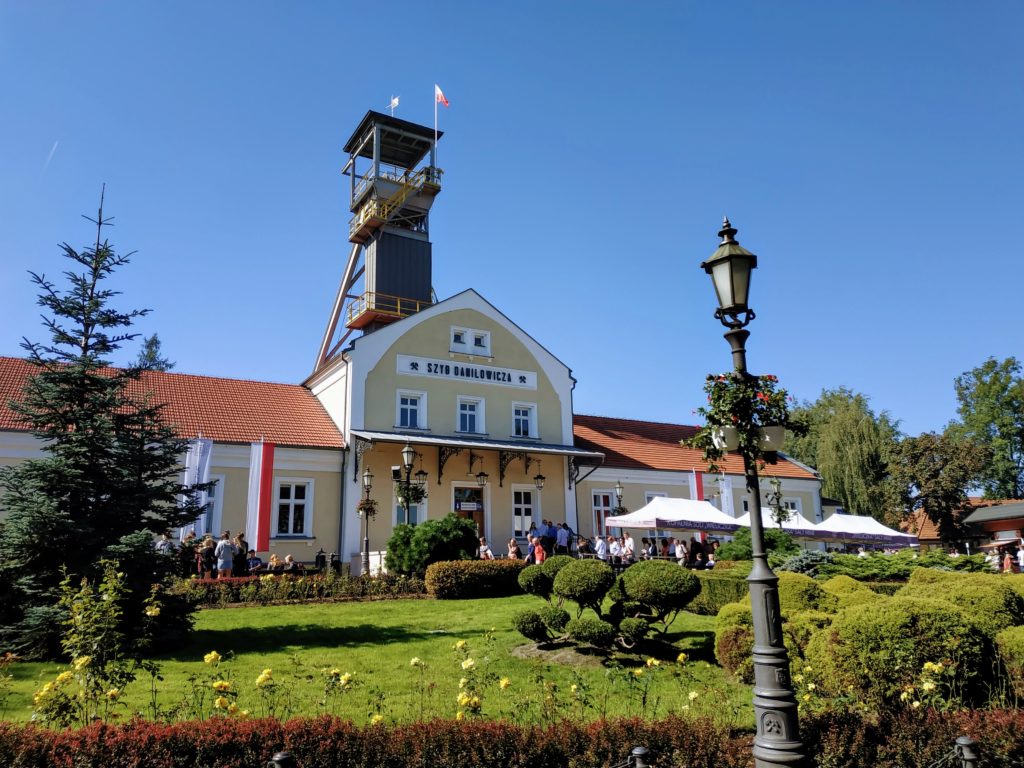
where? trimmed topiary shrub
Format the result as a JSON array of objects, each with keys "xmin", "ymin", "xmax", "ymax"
[
  {"xmin": 541, "ymin": 555, "xmax": 575, "ymax": 579},
  {"xmin": 897, "ymin": 569, "xmax": 1024, "ymax": 638},
  {"xmin": 537, "ymin": 605, "xmax": 571, "ymax": 634},
  {"xmin": 618, "ymin": 617, "xmax": 649, "ymax": 645},
  {"xmin": 777, "ymin": 571, "xmax": 839, "ymax": 614},
  {"xmin": 424, "ymin": 559, "xmax": 527, "ymax": 599},
  {"xmin": 996, "ymin": 625, "xmax": 1024, "ymax": 700},
  {"xmin": 688, "ymin": 570, "xmax": 750, "ymax": 616},
  {"xmin": 821, "ymin": 575, "xmax": 883, "ymax": 608},
  {"xmin": 553, "ymin": 560, "xmax": 615, "ymax": 618},
  {"xmin": 384, "ymin": 514, "xmax": 479, "ymax": 576},
  {"xmin": 714, "ymin": 600, "xmax": 754, "ymax": 683},
  {"xmin": 782, "ymin": 609, "xmax": 833, "ymax": 662},
  {"xmin": 517, "ymin": 564, "xmax": 553, "ymax": 602},
  {"xmin": 804, "ymin": 596, "xmax": 987, "ymax": 709},
  {"xmin": 617, "ymin": 560, "xmax": 702, "ymax": 632},
  {"xmin": 778, "ymin": 549, "xmax": 834, "ymax": 577},
  {"xmin": 566, "ymin": 616, "xmax": 616, "ymax": 648},
  {"xmin": 512, "ymin": 608, "xmax": 551, "ymax": 643}
]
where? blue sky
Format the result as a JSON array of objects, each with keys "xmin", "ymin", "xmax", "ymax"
[{"xmin": 1, "ymin": 2, "xmax": 1021, "ymax": 437}]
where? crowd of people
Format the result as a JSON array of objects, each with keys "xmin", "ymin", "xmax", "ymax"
[
  {"xmin": 156, "ymin": 530, "xmax": 302, "ymax": 579},
  {"xmin": 474, "ymin": 520, "xmax": 719, "ymax": 571}
]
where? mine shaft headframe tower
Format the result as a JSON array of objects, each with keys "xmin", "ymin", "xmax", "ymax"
[{"xmin": 314, "ymin": 110, "xmax": 443, "ymax": 373}]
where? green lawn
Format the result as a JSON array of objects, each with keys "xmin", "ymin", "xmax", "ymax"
[{"xmin": 2, "ymin": 596, "xmax": 753, "ymax": 727}]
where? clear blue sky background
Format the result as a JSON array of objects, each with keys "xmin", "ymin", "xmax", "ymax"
[{"xmin": 2, "ymin": 2, "xmax": 1021, "ymax": 438}]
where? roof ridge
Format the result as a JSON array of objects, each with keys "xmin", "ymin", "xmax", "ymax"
[{"xmin": 574, "ymin": 413, "xmax": 700, "ymax": 430}]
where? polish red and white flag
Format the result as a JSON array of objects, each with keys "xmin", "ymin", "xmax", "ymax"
[
  {"xmin": 435, "ymin": 84, "xmax": 449, "ymax": 107},
  {"xmin": 246, "ymin": 440, "xmax": 276, "ymax": 552}
]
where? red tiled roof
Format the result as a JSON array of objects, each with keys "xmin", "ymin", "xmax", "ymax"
[
  {"xmin": 0, "ymin": 356, "xmax": 343, "ymax": 449},
  {"xmin": 572, "ymin": 414, "xmax": 818, "ymax": 479},
  {"xmin": 904, "ymin": 498, "xmax": 1022, "ymax": 542}
]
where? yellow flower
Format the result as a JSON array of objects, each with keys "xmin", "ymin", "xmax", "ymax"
[
  {"xmin": 803, "ymin": 665, "xmax": 813, "ymax": 673},
  {"xmin": 454, "ymin": 640, "xmax": 467, "ymax": 651},
  {"xmin": 645, "ymin": 658, "xmax": 660, "ymax": 668},
  {"xmin": 214, "ymin": 696, "xmax": 229, "ymax": 709},
  {"xmin": 55, "ymin": 671, "xmax": 74, "ymax": 684},
  {"xmin": 457, "ymin": 692, "xmax": 472, "ymax": 707},
  {"xmin": 145, "ymin": 606, "xmax": 161, "ymax": 617},
  {"xmin": 676, "ymin": 652, "xmax": 688, "ymax": 664},
  {"xmin": 106, "ymin": 688, "xmax": 120, "ymax": 700},
  {"xmin": 456, "ymin": 710, "xmax": 464, "ymax": 721},
  {"xmin": 921, "ymin": 681, "xmax": 936, "ymax": 692},
  {"xmin": 329, "ymin": 668, "xmax": 341, "ymax": 678},
  {"xmin": 911, "ymin": 701, "xmax": 921, "ymax": 709},
  {"xmin": 370, "ymin": 714, "xmax": 384, "ymax": 725},
  {"xmin": 681, "ymin": 704, "xmax": 690, "ymax": 712},
  {"xmin": 204, "ymin": 651, "xmax": 221, "ymax": 665},
  {"xmin": 793, "ymin": 674, "xmax": 804, "ymax": 684},
  {"xmin": 255, "ymin": 672, "xmax": 273, "ymax": 688},
  {"xmin": 688, "ymin": 691, "xmax": 699, "ymax": 701},
  {"xmin": 807, "ymin": 683, "xmax": 816, "ymax": 691},
  {"xmin": 228, "ymin": 703, "xmax": 239, "ymax": 714},
  {"xmin": 468, "ymin": 695, "xmax": 481, "ymax": 710},
  {"xmin": 459, "ymin": 677, "xmax": 468, "ymax": 689},
  {"xmin": 461, "ymin": 658, "xmax": 476, "ymax": 671},
  {"xmin": 212, "ymin": 680, "xmax": 232, "ymax": 692},
  {"xmin": 410, "ymin": 657, "xmax": 422, "ymax": 667},
  {"xmin": 499, "ymin": 677, "xmax": 511, "ymax": 690},
  {"xmin": 239, "ymin": 709, "xmax": 250, "ymax": 719},
  {"xmin": 900, "ymin": 691, "xmax": 911, "ymax": 702},
  {"xmin": 633, "ymin": 668, "xmax": 645, "ymax": 677},
  {"xmin": 72, "ymin": 656, "xmax": 91, "ymax": 670},
  {"xmin": 802, "ymin": 693, "xmax": 811, "ymax": 701},
  {"xmin": 339, "ymin": 673, "xmax": 352, "ymax": 687},
  {"xmin": 570, "ymin": 684, "xmax": 578, "ymax": 694}
]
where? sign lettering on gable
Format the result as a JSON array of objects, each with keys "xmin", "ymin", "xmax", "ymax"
[{"xmin": 397, "ymin": 355, "xmax": 537, "ymax": 390}]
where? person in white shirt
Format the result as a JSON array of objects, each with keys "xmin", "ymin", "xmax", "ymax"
[
  {"xmin": 1017, "ymin": 544, "xmax": 1024, "ymax": 570},
  {"xmin": 623, "ymin": 533, "xmax": 635, "ymax": 556},
  {"xmin": 594, "ymin": 535, "xmax": 609, "ymax": 561},
  {"xmin": 478, "ymin": 537, "xmax": 494, "ymax": 560},
  {"xmin": 608, "ymin": 536, "xmax": 623, "ymax": 564}
]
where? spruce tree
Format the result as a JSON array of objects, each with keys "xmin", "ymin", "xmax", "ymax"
[{"xmin": 0, "ymin": 194, "xmax": 204, "ymax": 658}]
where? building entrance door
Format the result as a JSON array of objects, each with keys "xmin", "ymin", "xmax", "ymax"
[{"xmin": 454, "ymin": 487, "xmax": 485, "ymax": 536}]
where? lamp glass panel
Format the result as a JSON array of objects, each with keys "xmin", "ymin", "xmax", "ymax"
[
  {"xmin": 711, "ymin": 261, "xmax": 734, "ymax": 308},
  {"xmin": 732, "ymin": 258, "xmax": 752, "ymax": 308}
]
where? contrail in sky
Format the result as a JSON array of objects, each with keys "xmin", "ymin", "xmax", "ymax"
[{"xmin": 43, "ymin": 140, "xmax": 59, "ymax": 172}]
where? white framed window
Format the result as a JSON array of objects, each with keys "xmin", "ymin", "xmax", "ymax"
[
  {"xmin": 742, "ymin": 498, "xmax": 750, "ymax": 513},
  {"xmin": 457, "ymin": 396, "xmax": 485, "ymax": 434},
  {"xmin": 450, "ymin": 325, "xmax": 491, "ymax": 356},
  {"xmin": 783, "ymin": 497, "xmax": 802, "ymax": 519},
  {"xmin": 396, "ymin": 390, "xmax": 427, "ymax": 430},
  {"xmin": 592, "ymin": 490, "xmax": 614, "ymax": 538},
  {"xmin": 512, "ymin": 485, "xmax": 537, "ymax": 537},
  {"xmin": 512, "ymin": 402, "xmax": 536, "ymax": 438},
  {"xmin": 202, "ymin": 473, "xmax": 225, "ymax": 535},
  {"xmin": 274, "ymin": 478, "xmax": 314, "ymax": 538},
  {"xmin": 395, "ymin": 501, "xmax": 422, "ymax": 526}
]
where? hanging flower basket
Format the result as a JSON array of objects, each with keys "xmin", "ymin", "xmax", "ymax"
[
  {"xmin": 684, "ymin": 372, "xmax": 802, "ymax": 472},
  {"xmin": 357, "ymin": 498, "xmax": 378, "ymax": 519}
]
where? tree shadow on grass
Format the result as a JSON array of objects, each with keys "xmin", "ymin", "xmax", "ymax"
[
  {"xmin": 159, "ymin": 623, "xmax": 436, "ymax": 661},
  {"xmin": 663, "ymin": 629, "xmax": 716, "ymax": 663}
]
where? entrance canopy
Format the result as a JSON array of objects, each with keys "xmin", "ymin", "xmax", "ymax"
[
  {"xmin": 605, "ymin": 497, "xmax": 741, "ymax": 533},
  {"xmin": 813, "ymin": 512, "xmax": 918, "ymax": 546},
  {"xmin": 734, "ymin": 509, "xmax": 823, "ymax": 539}
]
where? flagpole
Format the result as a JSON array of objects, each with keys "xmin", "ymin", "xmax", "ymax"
[{"xmin": 434, "ymin": 89, "xmax": 438, "ymax": 165}]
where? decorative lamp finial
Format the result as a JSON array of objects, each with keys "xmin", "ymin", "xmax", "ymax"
[{"xmin": 719, "ymin": 217, "xmax": 738, "ymax": 245}]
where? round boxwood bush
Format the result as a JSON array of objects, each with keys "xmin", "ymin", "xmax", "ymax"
[
  {"xmin": 995, "ymin": 625, "xmax": 1024, "ymax": 699},
  {"xmin": 820, "ymin": 575, "xmax": 883, "ymax": 608},
  {"xmin": 714, "ymin": 600, "xmax": 754, "ymax": 683},
  {"xmin": 518, "ymin": 564, "xmax": 553, "ymax": 601},
  {"xmin": 537, "ymin": 605, "xmax": 570, "ymax": 634},
  {"xmin": 619, "ymin": 561, "xmax": 702, "ymax": 626},
  {"xmin": 897, "ymin": 570, "xmax": 1024, "ymax": 638},
  {"xmin": 804, "ymin": 596, "xmax": 987, "ymax": 708},
  {"xmin": 782, "ymin": 609, "xmax": 833, "ymax": 661},
  {"xmin": 777, "ymin": 571, "xmax": 839, "ymax": 614},
  {"xmin": 541, "ymin": 555, "xmax": 575, "ymax": 579},
  {"xmin": 566, "ymin": 616, "xmax": 616, "ymax": 648},
  {"xmin": 512, "ymin": 609, "xmax": 551, "ymax": 643},
  {"xmin": 553, "ymin": 559, "xmax": 615, "ymax": 617},
  {"xmin": 618, "ymin": 617, "xmax": 649, "ymax": 646}
]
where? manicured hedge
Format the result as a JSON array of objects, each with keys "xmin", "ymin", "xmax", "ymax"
[
  {"xmin": 2, "ymin": 710, "xmax": 1023, "ymax": 768},
  {"xmin": 177, "ymin": 572, "xmax": 426, "ymax": 607},
  {"xmin": 688, "ymin": 570, "xmax": 751, "ymax": 616},
  {"xmin": 424, "ymin": 559, "xmax": 527, "ymax": 599}
]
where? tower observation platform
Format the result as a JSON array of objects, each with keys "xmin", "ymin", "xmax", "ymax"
[{"xmin": 313, "ymin": 110, "xmax": 444, "ymax": 373}]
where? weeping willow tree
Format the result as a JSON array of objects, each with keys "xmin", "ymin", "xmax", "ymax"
[{"xmin": 785, "ymin": 388, "xmax": 901, "ymax": 520}]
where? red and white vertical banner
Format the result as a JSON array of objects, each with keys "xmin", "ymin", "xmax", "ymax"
[
  {"xmin": 246, "ymin": 440, "xmax": 276, "ymax": 552},
  {"xmin": 434, "ymin": 83, "xmax": 449, "ymax": 159},
  {"xmin": 689, "ymin": 469, "xmax": 704, "ymax": 501}
]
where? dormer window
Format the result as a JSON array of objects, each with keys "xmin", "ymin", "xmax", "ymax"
[
  {"xmin": 452, "ymin": 331, "xmax": 465, "ymax": 346},
  {"xmin": 450, "ymin": 326, "xmax": 491, "ymax": 356}
]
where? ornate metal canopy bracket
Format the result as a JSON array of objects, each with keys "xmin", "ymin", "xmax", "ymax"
[
  {"xmin": 498, "ymin": 450, "xmax": 526, "ymax": 487},
  {"xmin": 353, "ymin": 436, "xmax": 373, "ymax": 482},
  {"xmin": 568, "ymin": 456, "xmax": 580, "ymax": 489},
  {"xmin": 438, "ymin": 445, "xmax": 462, "ymax": 485}
]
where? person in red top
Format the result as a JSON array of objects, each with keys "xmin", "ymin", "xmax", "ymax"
[{"xmin": 531, "ymin": 536, "xmax": 547, "ymax": 564}]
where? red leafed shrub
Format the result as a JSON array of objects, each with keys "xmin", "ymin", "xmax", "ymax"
[{"xmin": 1, "ymin": 710, "xmax": 1022, "ymax": 768}]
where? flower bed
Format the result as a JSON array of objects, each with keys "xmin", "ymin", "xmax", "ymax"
[
  {"xmin": 176, "ymin": 571, "xmax": 426, "ymax": 607},
  {"xmin": 0, "ymin": 710, "xmax": 1021, "ymax": 768}
]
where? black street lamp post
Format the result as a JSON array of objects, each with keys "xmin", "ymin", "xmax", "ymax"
[
  {"xmin": 360, "ymin": 466, "xmax": 373, "ymax": 576},
  {"xmin": 700, "ymin": 218, "xmax": 806, "ymax": 768},
  {"xmin": 397, "ymin": 441, "xmax": 428, "ymax": 524}
]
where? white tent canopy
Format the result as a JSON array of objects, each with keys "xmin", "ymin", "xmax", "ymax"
[
  {"xmin": 734, "ymin": 508, "xmax": 823, "ymax": 539},
  {"xmin": 605, "ymin": 496, "xmax": 741, "ymax": 533},
  {"xmin": 814, "ymin": 512, "xmax": 918, "ymax": 546}
]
